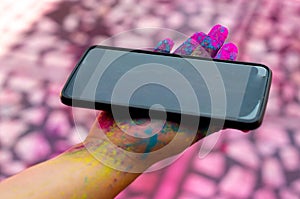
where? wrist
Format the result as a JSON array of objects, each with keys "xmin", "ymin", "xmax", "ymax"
[{"xmin": 53, "ymin": 143, "xmax": 140, "ymax": 199}]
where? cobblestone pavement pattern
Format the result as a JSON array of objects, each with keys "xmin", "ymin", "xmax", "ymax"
[{"xmin": 0, "ymin": 0, "xmax": 300, "ymax": 198}]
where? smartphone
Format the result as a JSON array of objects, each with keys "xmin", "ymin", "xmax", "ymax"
[{"xmin": 60, "ymin": 45, "xmax": 272, "ymax": 130}]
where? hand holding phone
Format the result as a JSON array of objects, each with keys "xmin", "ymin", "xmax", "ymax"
[{"xmin": 60, "ymin": 25, "xmax": 271, "ymax": 170}]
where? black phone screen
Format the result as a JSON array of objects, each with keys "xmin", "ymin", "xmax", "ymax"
[{"xmin": 61, "ymin": 46, "xmax": 271, "ymax": 129}]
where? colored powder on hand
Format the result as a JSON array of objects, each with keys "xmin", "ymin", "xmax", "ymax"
[
  {"xmin": 208, "ymin": 24, "xmax": 228, "ymax": 47},
  {"xmin": 144, "ymin": 134, "xmax": 158, "ymax": 153},
  {"xmin": 174, "ymin": 38, "xmax": 199, "ymax": 55},
  {"xmin": 191, "ymin": 32, "xmax": 207, "ymax": 44},
  {"xmin": 154, "ymin": 38, "xmax": 174, "ymax": 53},
  {"xmin": 97, "ymin": 111, "xmax": 114, "ymax": 130},
  {"xmin": 215, "ymin": 43, "xmax": 238, "ymax": 60}
]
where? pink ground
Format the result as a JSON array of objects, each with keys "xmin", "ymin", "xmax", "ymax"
[{"xmin": 0, "ymin": 0, "xmax": 300, "ymax": 198}]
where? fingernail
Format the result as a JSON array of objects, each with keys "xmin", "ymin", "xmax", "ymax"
[
  {"xmin": 154, "ymin": 38, "xmax": 174, "ymax": 53},
  {"xmin": 215, "ymin": 43, "xmax": 238, "ymax": 61},
  {"xmin": 174, "ymin": 38, "xmax": 199, "ymax": 55}
]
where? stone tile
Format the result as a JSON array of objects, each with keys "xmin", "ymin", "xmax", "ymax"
[
  {"xmin": 279, "ymin": 188, "xmax": 299, "ymax": 199},
  {"xmin": 294, "ymin": 130, "xmax": 300, "ymax": 147},
  {"xmin": 279, "ymin": 146, "xmax": 299, "ymax": 171},
  {"xmin": 153, "ymin": 4, "xmax": 172, "ymax": 17},
  {"xmin": 36, "ymin": 17, "xmax": 58, "ymax": 34},
  {"xmin": 177, "ymin": 1, "xmax": 200, "ymax": 14},
  {"xmin": 45, "ymin": 110, "xmax": 71, "ymax": 138},
  {"xmin": 291, "ymin": 71, "xmax": 300, "ymax": 86},
  {"xmin": 0, "ymin": 89, "xmax": 23, "ymax": 119},
  {"xmin": 262, "ymin": 157, "xmax": 286, "ymax": 188},
  {"xmin": 23, "ymin": 34, "xmax": 59, "ymax": 54},
  {"xmin": 20, "ymin": 107, "xmax": 47, "ymax": 126},
  {"xmin": 0, "ymin": 71, "xmax": 6, "ymax": 87},
  {"xmin": 188, "ymin": 14, "xmax": 208, "ymax": 31},
  {"xmin": 0, "ymin": 89, "xmax": 22, "ymax": 106},
  {"xmin": 27, "ymin": 88, "xmax": 46, "ymax": 105},
  {"xmin": 245, "ymin": 39, "xmax": 267, "ymax": 61},
  {"xmin": 219, "ymin": 166, "xmax": 256, "ymax": 198},
  {"xmin": 255, "ymin": 124, "xmax": 290, "ymax": 149},
  {"xmin": 282, "ymin": 82, "xmax": 296, "ymax": 102},
  {"xmin": 291, "ymin": 179, "xmax": 300, "ymax": 194},
  {"xmin": 193, "ymin": 152, "xmax": 225, "ymax": 178},
  {"xmin": 285, "ymin": 102, "xmax": 300, "ymax": 118},
  {"xmin": 285, "ymin": 50, "xmax": 300, "ymax": 72},
  {"xmin": 268, "ymin": 34, "xmax": 287, "ymax": 51},
  {"xmin": 15, "ymin": 132, "xmax": 50, "ymax": 164},
  {"xmin": 137, "ymin": 17, "xmax": 164, "ymax": 28},
  {"xmin": 166, "ymin": 12, "xmax": 185, "ymax": 30},
  {"xmin": 8, "ymin": 74, "xmax": 39, "ymax": 92},
  {"xmin": 63, "ymin": 14, "xmax": 80, "ymax": 32},
  {"xmin": 250, "ymin": 17, "xmax": 273, "ymax": 39},
  {"xmin": 253, "ymin": 188, "xmax": 277, "ymax": 199},
  {"xmin": 255, "ymin": 140, "xmax": 277, "ymax": 157},
  {"xmin": 226, "ymin": 139, "xmax": 259, "ymax": 169},
  {"xmin": 1, "ymin": 160, "xmax": 26, "ymax": 176},
  {"xmin": 0, "ymin": 120, "xmax": 26, "ymax": 147},
  {"xmin": 0, "ymin": 149, "xmax": 12, "ymax": 165},
  {"xmin": 183, "ymin": 173, "xmax": 216, "ymax": 198},
  {"xmin": 43, "ymin": 50, "xmax": 73, "ymax": 70}
]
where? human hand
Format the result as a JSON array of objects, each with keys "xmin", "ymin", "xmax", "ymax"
[{"xmin": 82, "ymin": 24, "xmax": 238, "ymax": 172}]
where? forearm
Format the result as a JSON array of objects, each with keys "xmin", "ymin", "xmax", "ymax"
[
  {"xmin": 0, "ymin": 142, "xmax": 140, "ymax": 199},
  {"xmin": 0, "ymin": 116, "xmax": 187, "ymax": 199}
]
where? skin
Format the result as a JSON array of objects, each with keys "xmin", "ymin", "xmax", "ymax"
[{"xmin": 0, "ymin": 24, "xmax": 239, "ymax": 199}]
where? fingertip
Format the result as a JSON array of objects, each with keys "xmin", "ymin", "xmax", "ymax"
[
  {"xmin": 154, "ymin": 38, "xmax": 174, "ymax": 53},
  {"xmin": 208, "ymin": 25, "xmax": 229, "ymax": 55},
  {"xmin": 215, "ymin": 42, "xmax": 238, "ymax": 61},
  {"xmin": 208, "ymin": 24, "xmax": 229, "ymax": 41},
  {"xmin": 225, "ymin": 42, "xmax": 238, "ymax": 55}
]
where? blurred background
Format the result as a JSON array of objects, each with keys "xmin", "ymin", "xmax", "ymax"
[{"xmin": 0, "ymin": 0, "xmax": 300, "ymax": 198}]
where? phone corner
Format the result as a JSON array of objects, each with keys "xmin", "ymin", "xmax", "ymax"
[{"xmin": 60, "ymin": 90, "xmax": 71, "ymax": 106}]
